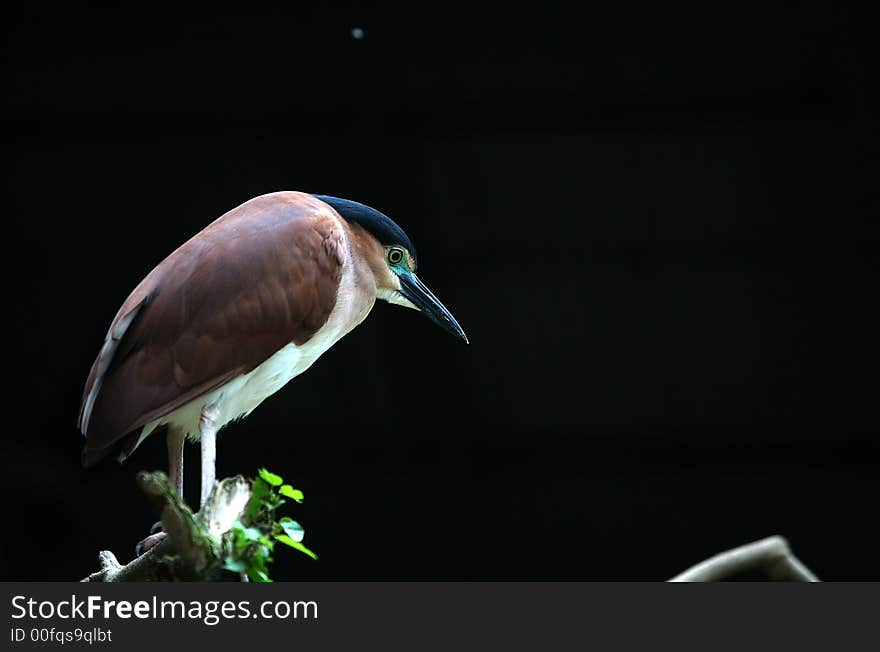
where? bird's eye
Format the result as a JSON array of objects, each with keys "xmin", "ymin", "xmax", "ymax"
[{"xmin": 387, "ymin": 248, "xmax": 404, "ymax": 265}]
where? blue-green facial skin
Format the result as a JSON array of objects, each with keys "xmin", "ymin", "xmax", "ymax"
[{"xmin": 386, "ymin": 247, "xmax": 412, "ymax": 278}]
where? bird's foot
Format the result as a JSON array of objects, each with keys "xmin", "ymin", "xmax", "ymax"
[{"xmin": 135, "ymin": 523, "xmax": 167, "ymax": 557}]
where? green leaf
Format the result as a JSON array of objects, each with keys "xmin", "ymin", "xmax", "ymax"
[
  {"xmin": 248, "ymin": 567, "xmax": 272, "ymax": 582},
  {"xmin": 223, "ymin": 558, "xmax": 246, "ymax": 573},
  {"xmin": 246, "ymin": 479, "xmax": 270, "ymax": 520},
  {"xmin": 242, "ymin": 526, "xmax": 264, "ymax": 542},
  {"xmin": 258, "ymin": 468, "xmax": 283, "ymax": 486},
  {"xmin": 228, "ymin": 467, "xmax": 317, "ymax": 579},
  {"xmin": 279, "ymin": 517, "xmax": 305, "ymax": 542},
  {"xmin": 280, "ymin": 485, "xmax": 304, "ymax": 502},
  {"xmin": 251, "ymin": 478, "xmax": 270, "ymax": 499},
  {"xmin": 276, "ymin": 534, "xmax": 318, "ymax": 560}
]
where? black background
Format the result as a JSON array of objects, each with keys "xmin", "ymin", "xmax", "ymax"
[{"xmin": 4, "ymin": 4, "xmax": 877, "ymax": 581}]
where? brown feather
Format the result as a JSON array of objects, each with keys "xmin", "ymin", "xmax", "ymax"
[{"xmin": 79, "ymin": 192, "xmax": 345, "ymax": 466}]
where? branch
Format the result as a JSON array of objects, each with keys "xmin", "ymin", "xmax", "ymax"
[
  {"xmin": 82, "ymin": 471, "xmax": 251, "ymax": 582},
  {"xmin": 668, "ymin": 535, "xmax": 820, "ymax": 582}
]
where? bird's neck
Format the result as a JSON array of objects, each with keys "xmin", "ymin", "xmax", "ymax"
[{"xmin": 343, "ymin": 221, "xmax": 399, "ymax": 299}]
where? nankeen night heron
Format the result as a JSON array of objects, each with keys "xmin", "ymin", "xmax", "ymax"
[{"xmin": 78, "ymin": 191, "xmax": 467, "ymax": 547}]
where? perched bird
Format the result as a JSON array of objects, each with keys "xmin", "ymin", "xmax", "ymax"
[{"xmin": 78, "ymin": 191, "xmax": 467, "ymax": 521}]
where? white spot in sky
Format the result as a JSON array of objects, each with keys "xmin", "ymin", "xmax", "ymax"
[{"xmin": 351, "ymin": 27, "xmax": 364, "ymax": 40}]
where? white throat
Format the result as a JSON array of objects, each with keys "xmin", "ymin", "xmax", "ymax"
[{"xmin": 377, "ymin": 286, "xmax": 416, "ymax": 309}]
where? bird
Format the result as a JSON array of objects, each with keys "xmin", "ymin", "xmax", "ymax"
[{"xmin": 78, "ymin": 191, "xmax": 467, "ymax": 544}]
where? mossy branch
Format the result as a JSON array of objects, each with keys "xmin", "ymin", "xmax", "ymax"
[
  {"xmin": 81, "ymin": 469, "xmax": 314, "ymax": 582},
  {"xmin": 82, "ymin": 471, "xmax": 251, "ymax": 582}
]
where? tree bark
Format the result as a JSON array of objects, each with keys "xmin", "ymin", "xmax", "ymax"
[
  {"xmin": 83, "ymin": 477, "xmax": 818, "ymax": 582},
  {"xmin": 82, "ymin": 471, "xmax": 251, "ymax": 582},
  {"xmin": 668, "ymin": 535, "xmax": 820, "ymax": 582}
]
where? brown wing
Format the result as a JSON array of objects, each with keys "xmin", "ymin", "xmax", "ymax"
[{"xmin": 79, "ymin": 191, "xmax": 345, "ymax": 466}]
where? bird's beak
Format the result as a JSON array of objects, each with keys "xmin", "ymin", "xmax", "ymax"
[{"xmin": 398, "ymin": 272, "xmax": 469, "ymax": 344}]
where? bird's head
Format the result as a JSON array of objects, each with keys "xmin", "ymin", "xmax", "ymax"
[{"xmin": 314, "ymin": 194, "xmax": 468, "ymax": 344}]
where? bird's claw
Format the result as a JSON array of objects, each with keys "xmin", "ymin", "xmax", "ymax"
[{"xmin": 135, "ymin": 531, "xmax": 167, "ymax": 557}]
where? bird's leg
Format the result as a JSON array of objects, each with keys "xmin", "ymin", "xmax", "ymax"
[
  {"xmin": 136, "ymin": 427, "xmax": 187, "ymax": 556},
  {"xmin": 151, "ymin": 427, "xmax": 185, "ymax": 530},
  {"xmin": 167, "ymin": 426, "xmax": 185, "ymax": 497},
  {"xmin": 138, "ymin": 412, "xmax": 215, "ymax": 555},
  {"xmin": 199, "ymin": 404, "xmax": 220, "ymax": 508}
]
